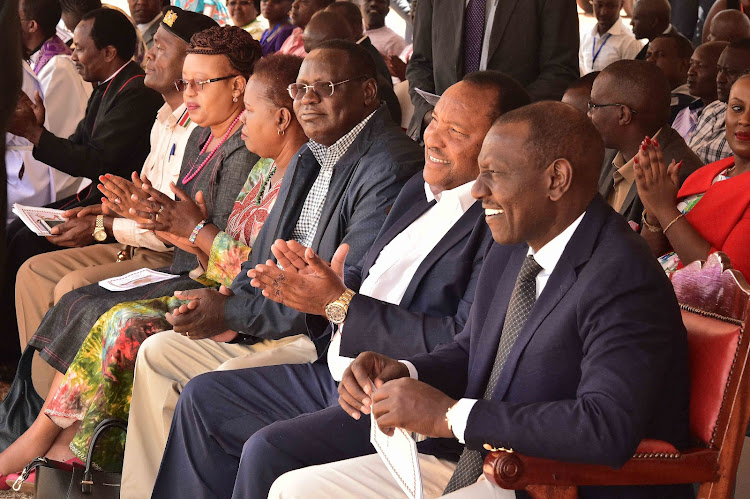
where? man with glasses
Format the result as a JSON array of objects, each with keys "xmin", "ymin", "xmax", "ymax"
[
  {"xmin": 9, "ymin": 8, "xmax": 217, "ymax": 397},
  {"xmin": 590, "ymin": 59, "xmax": 702, "ymax": 230},
  {"xmin": 121, "ymin": 39, "xmax": 424, "ymax": 498},
  {"xmin": 688, "ymin": 39, "xmax": 750, "ymax": 164}
]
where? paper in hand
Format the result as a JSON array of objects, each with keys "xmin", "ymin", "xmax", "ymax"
[
  {"xmin": 12, "ymin": 203, "xmax": 66, "ymax": 236},
  {"xmin": 369, "ymin": 380, "xmax": 424, "ymax": 499},
  {"xmin": 414, "ymin": 88, "xmax": 441, "ymax": 107},
  {"xmin": 99, "ymin": 268, "xmax": 179, "ymax": 291}
]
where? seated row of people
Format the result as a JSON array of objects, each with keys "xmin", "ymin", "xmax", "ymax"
[{"xmin": 2, "ymin": 9, "xmax": 750, "ymax": 499}]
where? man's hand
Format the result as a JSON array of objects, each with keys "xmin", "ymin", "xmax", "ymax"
[
  {"xmin": 8, "ymin": 91, "xmax": 45, "ymax": 145},
  {"xmin": 338, "ymin": 351, "xmax": 410, "ymax": 420},
  {"xmin": 371, "ymin": 378, "xmax": 456, "ymax": 438},
  {"xmin": 270, "ymin": 239, "xmax": 317, "ymax": 274},
  {"xmin": 166, "ymin": 285, "xmax": 237, "ymax": 341},
  {"xmin": 248, "ymin": 244, "xmax": 349, "ymax": 315},
  {"xmin": 45, "ymin": 215, "xmax": 97, "ymax": 247}
]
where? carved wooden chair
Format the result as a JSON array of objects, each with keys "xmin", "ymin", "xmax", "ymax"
[{"xmin": 484, "ymin": 252, "xmax": 750, "ymax": 499}]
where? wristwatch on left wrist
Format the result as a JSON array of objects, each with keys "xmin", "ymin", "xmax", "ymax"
[
  {"xmin": 92, "ymin": 215, "xmax": 107, "ymax": 242},
  {"xmin": 324, "ymin": 288, "xmax": 356, "ymax": 324}
]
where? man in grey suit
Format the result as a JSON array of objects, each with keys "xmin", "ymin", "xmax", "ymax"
[
  {"xmin": 590, "ymin": 60, "xmax": 703, "ymax": 230},
  {"xmin": 128, "ymin": 0, "xmax": 162, "ymax": 48},
  {"xmin": 406, "ymin": 0, "xmax": 579, "ymax": 139},
  {"xmin": 120, "ymin": 40, "xmax": 424, "ymax": 498}
]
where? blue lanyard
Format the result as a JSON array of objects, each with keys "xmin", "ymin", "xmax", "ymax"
[{"xmin": 592, "ymin": 33, "xmax": 612, "ymax": 65}]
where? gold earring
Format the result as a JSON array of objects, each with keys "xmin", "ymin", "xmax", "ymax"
[{"xmin": 277, "ymin": 129, "xmax": 285, "ymax": 136}]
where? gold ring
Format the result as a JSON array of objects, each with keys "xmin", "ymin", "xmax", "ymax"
[
  {"xmin": 158, "ymin": 204, "xmax": 165, "ymax": 213},
  {"xmin": 155, "ymin": 213, "xmax": 160, "ymax": 222}
]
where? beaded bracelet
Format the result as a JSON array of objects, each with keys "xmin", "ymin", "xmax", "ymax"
[
  {"xmin": 641, "ymin": 210, "xmax": 662, "ymax": 233},
  {"xmin": 189, "ymin": 219, "xmax": 207, "ymax": 243}
]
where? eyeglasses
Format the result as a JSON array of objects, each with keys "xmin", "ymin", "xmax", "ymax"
[
  {"xmin": 174, "ymin": 75, "xmax": 239, "ymax": 92},
  {"xmin": 587, "ymin": 101, "xmax": 638, "ymax": 115},
  {"xmin": 287, "ymin": 75, "xmax": 368, "ymax": 100}
]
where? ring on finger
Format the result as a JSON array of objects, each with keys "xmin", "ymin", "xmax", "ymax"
[
  {"xmin": 156, "ymin": 213, "xmax": 160, "ymax": 222},
  {"xmin": 158, "ymin": 204, "xmax": 165, "ymax": 213},
  {"xmin": 185, "ymin": 331, "xmax": 190, "ymax": 338},
  {"xmin": 115, "ymin": 197, "xmax": 121, "ymax": 203}
]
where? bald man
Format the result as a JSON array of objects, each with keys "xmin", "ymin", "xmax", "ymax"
[
  {"xmin": 562, "ymin": 71, "xmax": 600, "ymax": 115},
  {"xmin": 590, "ymin": 60, "xmax": 703, "ymax": 230},
  {"xmin": 267, "ymin": 101, "xmax": 691, "ymax": 499},
  {"xmin": 706, "ymin": 9, "xmax": 750, "ymax": 43},
  {"xmin": 631, "ymin": 0, "xmax": 678, "ymax": 60},
  {"xmin": 302, "ymin": 10, "xmax": 352, "ymax": 52}
]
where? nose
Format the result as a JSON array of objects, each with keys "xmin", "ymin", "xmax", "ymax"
[
  {"xmin": 299, "ymin": 86, "xmax": 320, "ymax": 105},
  {"xmin": 423, "ymin": 119, "xmax": 444, "ymax": 150},
  {"xmin": 717, "ymin": 70, "xmax": 728, "ymax": 85},
  {"xmin": 471, "ymin": 175, "xmax": 489, "ymax": 201}
]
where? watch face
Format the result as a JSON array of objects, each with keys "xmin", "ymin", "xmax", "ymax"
[
  {"xmin": 326, "ymin": 303, "xmax": 347, "ymax": 324},
  {"xmin": 94, "ymin": 230, "xmax": 107, "ymax": 242}
]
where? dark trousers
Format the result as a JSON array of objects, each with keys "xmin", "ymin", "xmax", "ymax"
[{"xmin": 152, "ymin": 362, "xmax": 373, "ymax": 499}]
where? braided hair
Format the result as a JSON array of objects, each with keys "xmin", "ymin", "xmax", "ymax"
[{"xmin": 188, "ymin": 26, "xmax": 262, "ymax": 79}]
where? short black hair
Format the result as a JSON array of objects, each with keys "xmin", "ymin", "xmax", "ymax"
[
  {"xmin": 60, "ymin": 0, "xmax": 101, "ymax": 16},
  {"xmin": 566, "ymin": 71, "xmax": 600, "ymax": 92},
  {"xmin": 313, "ymin": 39, "xmax": 377, "ymax": 80},
  {"xmin": 600, "ymin": 59, "xmax": 671, "ymax": 126},
  {"xmin": 652, "ymin": 32, "xmax": 694, "ymax": 59},
  {"xmin": 494, "ymin": 101, "xmax": 605, "ymax": 185},
  {"xmin": 22, "ymin": 0, "xmax": 62, "ymax": 39},
  {"xmin": 325, "ymin": 2, "xmax": 362, "ymax": 37},
  {"xmin": 80, "ymin": 8, "xmax": 137, "ymax": 62},
  {"xmin": 461, "ymin": 70, "xmax": 531, "ymax": 123}
]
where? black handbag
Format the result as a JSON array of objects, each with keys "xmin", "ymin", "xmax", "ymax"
[
  {"xmin": 0, "ymin": 346, "xmax": 44, "ymax": 451},
  {"xmin": 24, "ymin": 418, "xmax": 127, "ymax": 498}
]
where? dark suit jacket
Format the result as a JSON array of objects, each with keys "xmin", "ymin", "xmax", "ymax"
[
  {"xmin": 412, "ymin": 195, "xmax": 691, "ymax": 498},
  {"xmin": 33, "ymin": 60, "xmax": 163, "ymax": 183},
  {"xmin": 338, "ymin": 171, "xmax": 493, "ymax": 359},
  {"xmin": 406, "ymin": 0, "xmax": 579, "ymax": 138},
  {"xmin": 598, "ymin": 125, "xmax": 703, "ymax": 227},
  {"xmin": 635, "ymin": 25, "xmax": 680, "ymax": 60},
  {"xmin": 359, "ymin": 37, "xmax": 402, "ymax": 125},
  {"xmin": 225, "ymin": 106, "xmax": 424, "ymax": 343}
]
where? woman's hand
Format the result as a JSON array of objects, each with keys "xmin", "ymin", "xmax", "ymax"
[
  {"xmin": 156, "ymin": 231, "xmax": 202, "ymax": 255},
  {"xmin": 98, "ymin": 172, "xmax": 154, "ymax": 222},
  {"xmin": 133, "ymin": 182, "xmax": 208, "ymax": 238},
  {"xmin": 633, "ymin": 137, "xmax": 683, "ymax": 223}
]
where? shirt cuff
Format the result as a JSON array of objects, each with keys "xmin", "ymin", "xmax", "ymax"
[
  {"xmin": 446, "ymin": 398, "xmax": 478, "ymax": 444},
  {"xmin": 112, "ymin": 217, "xmax": 168, "ymax": 251},
  {"xmin": 399, "ymin": 360, "xmax": 418, "ymax": 380}
]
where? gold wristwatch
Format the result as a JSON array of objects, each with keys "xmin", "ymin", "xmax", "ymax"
[
  {"xmin": 324, "ymin": 288, "xmax": 356, "ymax": 324},
  {"xmin": 92, "ymin": 215, "xmax": 107, "ymax": 242}
]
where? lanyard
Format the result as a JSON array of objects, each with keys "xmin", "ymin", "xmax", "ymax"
[{"xmin": 592, "ymin": 33, "xmax": 612, "ymax": 65}]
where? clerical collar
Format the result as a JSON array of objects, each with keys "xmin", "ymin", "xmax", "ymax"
[{"xmin": 100, "ymin": 61, "xmax": 130, "ymax": 85}]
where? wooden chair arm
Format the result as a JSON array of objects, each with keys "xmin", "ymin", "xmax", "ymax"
[{"xmin": 483, "ymin": 447, "xmax": 719, "ymax": 490}]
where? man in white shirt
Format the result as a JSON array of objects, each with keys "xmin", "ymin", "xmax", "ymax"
[
  {"xmin": 579, "ymin": 0, "xmax": 643, "ymax": 74},
  {"xmin": 266, "ymin": 104, "xmax": 691, "ymax": 499},
  {"xmin": 149, "ymin": 73, "xmax": 531, "ymax": 498},
  {"xmin": 129, "ymin": 0, "xmax": 164, "ymax": 48},
  {"xmin": 362, "ymin": 0, "xmax": 405, "ymax": 56},
  {"xmin": 14, "ymin": 8, "xmax": 217, "ymax": 396}
]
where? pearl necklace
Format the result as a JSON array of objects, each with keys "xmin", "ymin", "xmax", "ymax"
[{"xmin": 181, "ymin": 110, "xmax": 244, "ymax": 185}]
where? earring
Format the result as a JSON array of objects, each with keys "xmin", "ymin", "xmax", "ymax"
[
  {"xmin": 277, "ymin": 129, "xmax": 285, "ymax": 136},
  {"xmin": 233, "ymin": 96, "xmax": 238, "ymax": 102}
]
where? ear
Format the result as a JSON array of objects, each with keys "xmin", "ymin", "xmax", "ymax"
[
  {"xmin": 233, "ymin": 76, "xmax": 247, "ymax": 101},
  {"xmin": 617, "ymin": 105, "xmax": 633, "ymax": 126},
  {"xmin": 103, "ymin": 45, "xmax": 118, "ymax": 62},
  {"xmin": 276, "ymin": 106, "xmax": 293, "ymax": 133},
  {"xmin": 362, "ymin": 76, "xmax": 379, "ymax": 107},
  {"xmin": 546, "ymin": 158, "xmax": 573, "ymax": 202},
  {"xmin": 28, "ymin": 19, "xmax": 39, "ymax": 34}
]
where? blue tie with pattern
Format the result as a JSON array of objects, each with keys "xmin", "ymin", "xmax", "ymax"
[{"xmin": 463, "ymin": 0, "xmax": 487, "ymax": 74}]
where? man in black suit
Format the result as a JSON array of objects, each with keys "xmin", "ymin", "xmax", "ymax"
[
  {"xmin": 591, "ymin": 60, "xmax": 702, "ymax": 230},
  {"xmin": 631, "ymin": 0, "xmax": 678, "ymax": 60},
  {"xmin": 405, "ymin": 0, "xmax": 579, "ymax": 139},
  {"xmin": 150, "ymin": 72, "xmax": 531, "ymax": 498},
  {"xmin": 264, "ymin": 102, "xmax": 691, "ymax": 498}
]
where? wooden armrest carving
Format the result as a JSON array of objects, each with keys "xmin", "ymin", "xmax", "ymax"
[{"xmin": 484, "ymin": 448, "xmax": 719, "ymax": 489}]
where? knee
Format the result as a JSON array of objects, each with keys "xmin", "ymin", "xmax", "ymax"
[
  {"xmin": 267, "ymin": 469, "xmax": 309, "ymax": 499},
  {"xmin": 136, "ymin": 331, "xmax": 177, "ymax": 369},
  {"xmin": 178, "ymin": 372, "xmax": 220, "ymax": 412},
  {"xmin": 54, "ymin": 271, "xmax": 93, "ymax": 302}
]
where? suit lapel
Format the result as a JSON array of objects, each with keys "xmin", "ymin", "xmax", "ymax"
[
  {"xmin": 486, "ymin": 0, "xmax": 521, "ymax": 63},
  {"xmin": 619, "ymin": 181, "xmax": 639, "ymax": 216},
  {"xmin": 598, "ymin": 150, "xmax": 617, "ymax": 199},
  {"xmin": 400, "ymin": 201, "xmax": 481, "ymax": 307}
]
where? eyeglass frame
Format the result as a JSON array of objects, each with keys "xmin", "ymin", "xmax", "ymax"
[
  {"xmin": 174, "ymin": 74, "xmax": 239, "ymax": 93},
  {"xmin": 287, "ymin": 75, "xmax": 369, "ymax": 100},
  {"xmin": 587, "ymin": 101, "xmax": 638, "ymax": 115}
]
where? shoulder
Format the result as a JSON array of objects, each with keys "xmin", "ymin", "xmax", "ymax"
[
  {"xmin": 362, "ymin": 111, "xmax": 424, "ymax": 167},
  {"xmin": 679, "ymin": 157, "xmax": 736, "ymax": 195}
]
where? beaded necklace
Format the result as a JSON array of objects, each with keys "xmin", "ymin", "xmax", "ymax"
[
  {"xmin": 181, "ymin": 110, "xmax": 244, "ymax": 185},
  {"xmin": 255, "ymin": 163, "xmax": 278, "ymax": 204}
]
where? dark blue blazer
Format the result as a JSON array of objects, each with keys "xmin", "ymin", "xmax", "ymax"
[
  {"xmin": 412, "ymin": 195, "xmax": 692, "ymax": 498},
  {"xmin": 338, "ymin": 171, "xmax": 493, "ymax": 359}
]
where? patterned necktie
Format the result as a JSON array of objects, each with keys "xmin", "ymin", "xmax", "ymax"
[
  {"xmin": 443, "ymin": 255, "xmax": 543, "ymax": 494},
  {"xmin": 463, "ymin": 0, "xmax": 487, "ymax": 74}
]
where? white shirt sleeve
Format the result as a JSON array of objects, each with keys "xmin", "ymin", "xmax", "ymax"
[
  {"xmin": 112, "ymin": 217, "xmax": 170, "ymax": 251},
  {"xmin": 446, "ymin": 398, "xmax": 479, "ymax": 444}
]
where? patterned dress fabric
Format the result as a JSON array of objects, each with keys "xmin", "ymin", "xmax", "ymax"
[{"xmin": 43, "ymin": 158, "xmax": 278, "ymax": 470}]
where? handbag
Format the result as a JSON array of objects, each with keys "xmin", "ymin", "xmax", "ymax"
[
  {"xmin": 28, "ymin": 418, "xmax": 127, "ymax": 498},
  {"xmin": 0, "ymin": 346, "xmax": 44, "ymax": 451}
]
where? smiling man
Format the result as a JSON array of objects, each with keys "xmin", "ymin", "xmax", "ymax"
[
  {"xmin": 149, "ymin": 71, "xmax": 530, "ymax": 498},
  {"xmin": 267, "ymin": 101, "xmax": 691, "ymax": 499},
  {"xmin": 122, "ymin": 39, "xmax": 424, "ymax": 498}
]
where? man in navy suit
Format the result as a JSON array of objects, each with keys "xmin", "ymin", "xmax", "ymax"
[
  {"xmin": 150, "ymin": 72, "xmax": 532, "ymax": 498},
  {"xmin": 261, "ymin": 102, "xmax": 691, "ymax": 498}
]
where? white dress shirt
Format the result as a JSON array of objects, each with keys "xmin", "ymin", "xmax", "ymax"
[
  {"xmin": 112, "ymin": 103, "xmax": 197, "ymax": 250},
  {"xmin": 579, "ymin": 18, "xmax": 643, "ymax": 75},
  {"xmin": 327, "ymin": 181, "xmax": 477, "ymax": 381},
  {"xmin": 422, "ymin": 211, "xmax": 587, "ymax": 443}
]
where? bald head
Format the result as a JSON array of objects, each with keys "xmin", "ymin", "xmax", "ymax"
[
  {"xmin": 303, "ymin": 11, "xmax": 353, "ymax": 52},
  {"xmin": 600, "ymin": 59, "xmax": 671, "ymax": 125},
  {"xmin": 708, "ymin": 10, "xmax": 750, "ymax": 42},
  {"xmin": 325, "ymin": 1, "xmax": 363, "ymax": 40},
  {"xmin": 631, "ymin": 0, "xmax": 671, "ymax": 40}
]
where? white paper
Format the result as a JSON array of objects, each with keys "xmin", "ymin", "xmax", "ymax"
[
  {"xmin": 415, "ymin": 88, "xmax": 441, "ymax": 107},
  {"xmin": 369, "ymin": 381, "xmax": 423, "ymax": 499},
  {"xmin": 12, "ymin": 203, "xmax": 66, "ymax": 236},
  {"xmin": 99, "ymin": 268, "xmax": 179, "ymax": 291}
]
